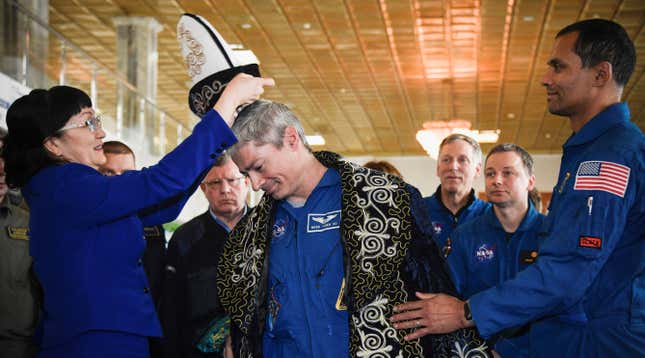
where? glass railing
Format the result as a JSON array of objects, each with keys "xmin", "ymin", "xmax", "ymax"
[{"xmin": 0, "ymin": 0, "xmax": 190, "ymax": 164}]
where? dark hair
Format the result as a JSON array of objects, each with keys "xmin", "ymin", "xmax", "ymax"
[
  {"xmin": 486, "ymin": 143, "xmax": 534, "ymax": 175},
  {"xmin": 2, "ymin": 85, "xmax": 92, "ymax": 187},
  {"xmin": 557, "ymin": 19, "xmax": 636, "ymax": 86},
  {"xmin": 363, "ymin": 160, "xmax": 403, "ymax": 178},
  {"xmin": 103, "ymin": 141, "xmax": 135, "ymax": 163}
]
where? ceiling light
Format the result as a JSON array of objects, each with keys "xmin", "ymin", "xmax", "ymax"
[
  {"xmin": 522, "ymin": 16, "xmax": 535, "ymax": 22},
  {"xmin": 241, "ymin": 23, "xmax": 252, "ymax": 29},
  {"xmin": 303, "ymin": 23, "xmax": 312, "ymax": 30},
  {"xmin": 416, "ymin": 120, "xmax": 500, "ymax": 159},
  {"xmin": 306, "ymin": 135, "xmax": 325, "ymax": 146}
]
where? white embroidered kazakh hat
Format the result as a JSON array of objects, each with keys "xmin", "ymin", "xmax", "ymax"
[{"xmin": 177, "ymin": 13, "xmax": 260, "ymax": 117}]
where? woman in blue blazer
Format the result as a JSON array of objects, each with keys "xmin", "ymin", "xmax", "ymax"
[{"xmin": 1, "ymin": 74, "xmax": 273, "ymax": 358}]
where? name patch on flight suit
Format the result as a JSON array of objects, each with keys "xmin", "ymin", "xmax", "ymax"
[
  {"xmin": 143, "ymin": 226, "xmax": 163, "ymax": 239},
  {"xmin": 6, "ymin": 226, "xmax": 29, "ymax": 240},
  {"xmin": 579, "ymin": 236, "xmax": 602, "ymax": 249},
  {"xmin": 519, "ymin": 250, "xmax": 539, "ymax": 264},
  {"xmin": 307, "ymin": 210, "xmax": 341, "ymax": 233}
]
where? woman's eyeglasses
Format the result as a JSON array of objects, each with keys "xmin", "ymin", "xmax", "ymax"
[{"xmin": 58, "ymin": 115, "xmax": 103, "ymax": 133}]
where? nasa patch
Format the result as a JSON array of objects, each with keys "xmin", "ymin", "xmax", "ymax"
[
  {"xmin": 307, "ymin": 210, "xmax": 341, "ymax": 233},
  {"xmin": 475, "ymin": 243, "xmax": 495, "ymax": 262},
  {"xmin": 431, "ymin": 221, "xmax": 443, "ymax": 235},
  {"xmin": 272, "ymin": 217, "xmax": 288, "ymax": 239}
]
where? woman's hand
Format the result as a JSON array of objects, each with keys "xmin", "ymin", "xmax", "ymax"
[{"xmin": 214, "ymin": 73, "xmax": 275, "ymax": 126}]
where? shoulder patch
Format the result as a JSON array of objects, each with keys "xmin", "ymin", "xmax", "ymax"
[
  {"xmin": 6, "ymin": 226, "xmax": 29, "ymax": 240},
  {"xmin": 573, "ymin": 161, "xmax": 630, "ymax": 197}
]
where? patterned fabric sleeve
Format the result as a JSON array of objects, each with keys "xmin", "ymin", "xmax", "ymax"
[{"xmin": 406, "ymin": 184, "xmax": 492, "ymax": 357}]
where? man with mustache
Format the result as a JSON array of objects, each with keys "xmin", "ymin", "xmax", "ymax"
[
  {"xmin": 391, "ymin": 18, "xmax": 644, "ymax": 356},
  {"xmin": 160, "ymin": 154, "xmax": 249, "ymax": 357},
  {"xmin": 424, "ymin": 133, "xmax": 489, "ymax": 256}
]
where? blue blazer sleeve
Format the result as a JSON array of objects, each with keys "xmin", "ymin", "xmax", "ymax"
[
  {"xmin": 47, "ymin": 109, "xmax": 236, "ymax": 228},
  {"xmin": 138, "ymin": 167, "xmax": 209, "ymax": 227}
]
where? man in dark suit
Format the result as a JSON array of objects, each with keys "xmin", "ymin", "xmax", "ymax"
[{"xmin": 160, "ymin": 153, "xmax": 249, "ymax": 358}]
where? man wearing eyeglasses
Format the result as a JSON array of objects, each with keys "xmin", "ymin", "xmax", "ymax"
[{"xmin": 160, "ymin": 153, "xmax": 249, "ymax": 358}]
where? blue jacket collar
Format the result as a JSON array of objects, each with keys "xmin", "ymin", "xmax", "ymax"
[
  {"xmin": 485, "ymin": 200, "xmax": 539, "ymax": 233},
  {"xmin": 563, "ymin": 103, "xmax": 630, "ymax": 148},
  {"xmin": 433, "ymin": 185, "xmax": 480, "ymax": 217}
]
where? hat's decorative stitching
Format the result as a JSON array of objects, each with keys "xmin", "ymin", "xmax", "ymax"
[{"xmin": 177, "ymin": 23, "xmax": 206, "ymax": 79}]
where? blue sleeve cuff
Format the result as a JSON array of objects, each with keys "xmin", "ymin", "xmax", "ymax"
[{"xmin": 202, "ymin": 109, "xmax": 238, "ymax": 157}]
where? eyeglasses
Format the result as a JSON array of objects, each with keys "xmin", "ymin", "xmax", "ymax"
[
  {"xmin": 203, "ymin": 176, "xmax": 245, "ymax": 189},
  {"xmin": 58, "ymin": 115, "xmax": 103, "ymax": 133}
]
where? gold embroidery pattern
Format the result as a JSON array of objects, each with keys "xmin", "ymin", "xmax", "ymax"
[
  {"xmin": 339, "ymin": 160, "xmax": 421, "ymax": 357},
  {"xmin": 216, "ymin": 151, "xmax": 489, "ymax": 357},
  {"xmin": 190, "ymin": 80, "xmax": 227, "ymax": 117},
  {"xmin": 217, "ymin": 200, "xmax": 271, "ymax": 336},
  {"xmin": 177, "ymin": 23, "xmax": 206, "ymax": 79}
]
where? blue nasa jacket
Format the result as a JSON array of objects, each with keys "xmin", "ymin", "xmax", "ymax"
[
  {"xmin": 263, "ymin": 169, "xmax": 348, "ymax": 358},
  {"xmin": 447, "ymin": 202, "xmax": 547, "ymax": 357},
  {"xmin": 469, "ymin": 103, "xmax": 645, "ymax": 357},
  {"xmin": 23, "ymin": 109, "xmax": 236, "ymax": 348},
  {"xmin": 424, "ymin": 186, "xmax": 490, "ymax": 252}
]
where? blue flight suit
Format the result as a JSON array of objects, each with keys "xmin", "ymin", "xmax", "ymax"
[
  {"xmin": 448, "ymin": 203, "xmax": 547, "ymax": 357},
  {"xmin": 424, "ymin": 186, "xmax": 490, "ymax": 253},
  {"xmin": 469, "ymin": 103, "xmax": 645, "ymax": 356},
  {"xmin": 263, "ymin": 169, "xmax": 349, "ymax": 358},
  {"xmin": 22, "ymin": 109, "xmax": 236, "ymax": 352}
]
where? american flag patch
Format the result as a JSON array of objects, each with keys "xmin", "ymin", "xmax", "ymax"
[{"xmin": 573, "ymin": 161, "xmax": 630, "ymax": 197}]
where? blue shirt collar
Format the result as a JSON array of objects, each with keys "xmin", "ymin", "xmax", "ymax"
[
  {"xmin": 563, "ymin": 102, "xmax": 630, "ymax": 148},
  {"xmin": 485, "ymin": 200, "xmax": 539, "ymax": 233},
  {"xmin": 280, "ymin": 168, "xmax": 340, "ymax": 210},
  {"xmin": 209, "ymin": 206, "xmax": 248, "ymax": 233}
]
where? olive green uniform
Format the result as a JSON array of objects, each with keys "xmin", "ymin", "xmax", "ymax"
[{"xmin": 0, "ymin": 195, "xmax": 40, "ymax": 357}]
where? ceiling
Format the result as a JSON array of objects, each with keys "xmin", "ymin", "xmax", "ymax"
[{"xmin": 46, "ymin": 0, "xmax": 645, "ymax": 156}]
